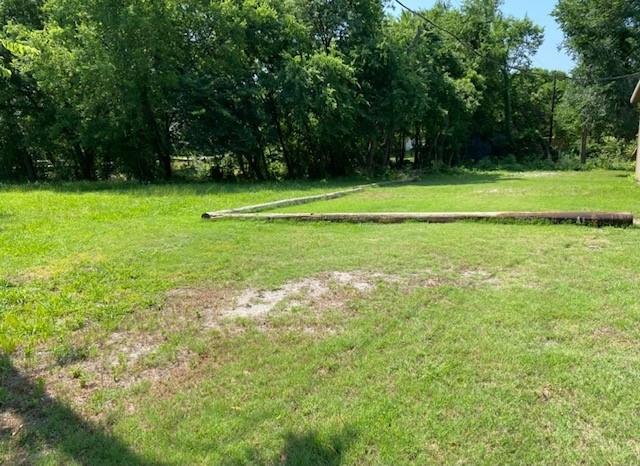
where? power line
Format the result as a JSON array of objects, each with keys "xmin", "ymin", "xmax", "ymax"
[
  {"xmin": 584, "ymin": 71, "xmax": 640, "ymax": 83},
  {"xmin": 393, "ymin": 0, "xmax": 551, "ymax": 77},
  {"xmin": 393, "ymin": 0, "xmax": 640, "ymax": 85},
  {"xmin": 393, "ymin": 0, "xmax": 482, "ymax": 59}
]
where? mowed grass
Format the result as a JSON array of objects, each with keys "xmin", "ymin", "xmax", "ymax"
[
  {"xmin": 277, "ymin": 170, "xmax": 640, "ymax": 214},
  {"xmin": 2, "ymin": 171, "xmax": 640, "ymax": 464},
  {"xmin": 0, "ymin": 179, "xmax": 360, "ymax": 352}
]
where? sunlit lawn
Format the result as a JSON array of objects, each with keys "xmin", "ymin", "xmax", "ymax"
[
  {"xmin": 2, "ymin": 170, "xmax": 640, "ymax": 464},
  {"xmin": 276, "ymin": 170, "xmax": 640, "ymax": 215}
]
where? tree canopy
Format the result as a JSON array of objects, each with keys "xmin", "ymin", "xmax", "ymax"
[{"xmin": 0, "ymin": 0, "xmax": 637, "ymax": 181}]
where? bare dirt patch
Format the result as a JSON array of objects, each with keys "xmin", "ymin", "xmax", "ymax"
[
  {"xmin": 162, "ymin": 271, "xmax": 403, "ymax": 330},
  {"xmin": 220, "ymin": 272, "xmax": 387, "ymax": 321},
  {"xmin": 584, "ymin": 236, "xmax": 611, "ymax": 251},
  {"xmin": 4, "ymin": 266, "xmax": 505, "ymax": 420},
  {"xmin": 591, "ymin": 326, "xmax": 637, "ymax": 349},
  {"xmin": 520, "ymin": 172, "xmax": 559, "ymax": 178},
  {"xmin": 474, "ymin": 188, "xmax": 525, "ymax": 196},
  {"xmin": 0, "ymin": 412, "xmax": 24, "ymax": 438},
  {"xmin": 4, "ymin": 271, "xmax": 392, "ymax": 419},
  {"xmin": 460, "ymin": 269, "xmax": 502, "ymax": 287}
]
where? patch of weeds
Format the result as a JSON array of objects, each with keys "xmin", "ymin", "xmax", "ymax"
[
  {"xmin": 69, "ymin": 367, "xmax": 90, "ymax": 389},
  {"xmin": 129, "ymin": 380, "xmax": 152, "ymax": 396},
  {"xmin": 0, "ymin": 339, "xmax": 17, "ymax": 354},
  {"xmin": 88, "ymin": 388, "xmax": 122, "ymax": 416},
  {"xmin": 141, "ymin": 343, "xmax": 175, "ymax": 370},
  {"xmin": 0, "ymin": 354, "xmax": 10, "ymax": 376},
  {"xmin": 53, "ymin": 343, "xmax": 89, "ymax": 366},
  {"xmin": 0, "ymin": 278, "xmax": 16, "ymax": 288},
  {"xmin": 111, "ymin": 353, "xmax": 129, "ymax": 382},
  {"xmin": 185, "ymin": 337, "xmax": 209, "ymax": 357},
  {"xmin": 64, "ymin": 316, "xmax": 87, "ymax": 332},
  {"xmin": 0, "ymin": 355, "xmax": 9, "ymax": 404},
  {"xmin": 231, "ymin": 316, "xmax": 260, "ymax": 330}
]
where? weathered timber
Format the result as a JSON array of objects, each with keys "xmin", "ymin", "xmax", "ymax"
[
  {"xmin": 206, "ymin": 211, "xmax": 634, "ymax": 227},
  {"xmin": 201, "ymin": 178, "xmax": 418, "ymax": 219}
]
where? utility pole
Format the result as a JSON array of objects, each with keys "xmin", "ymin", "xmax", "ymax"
[
  {"xmin": 547, "ymin": 74, "xmax": 558, "ymax": 160},
  {"xmin": 631, "ymin": 79, "xmax": 640, "ymax": 181}
]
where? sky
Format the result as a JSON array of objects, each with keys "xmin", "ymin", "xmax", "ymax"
[{"xmin": 388, "ymin": 0, "xmax": 575, "ymax": 72}]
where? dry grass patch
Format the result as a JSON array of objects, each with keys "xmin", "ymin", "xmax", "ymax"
[
  {"xmin": 3, "ymin": 271, "xmax": 396, "ymax": 419},
  {"xmin": 0, "ymin": 412, "xmax": 24, "ymax": 439},
  {"xmin": 3, "ymin": 265, "xmax": 513, "ymax": 423}
]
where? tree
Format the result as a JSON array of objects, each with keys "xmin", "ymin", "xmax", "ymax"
[
  {"xmin": 1, "ymin": 0, "xmax": 603, "ymax": 181},
  {"xmin": 555, "ymin": 0, "xmax": 640, "ymax": 142},
  {"xmin": 0, "ymin": 0, "xmax": 46, "ymax": 181}
]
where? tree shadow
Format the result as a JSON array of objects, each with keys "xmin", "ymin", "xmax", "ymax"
[
  {"xmin": 225, "ymin": 427, "xmax": 358, "ymax": 466},
  {"xmin": 0, "ymin": 178, "xmax": 369, "ymax": 196},
  {"xmin": 0, "ymin": 170, "xmax": 522, "ymax": 196},
  {"xmin": 0, "ymin": 354, "xmax": 159, "ymax": 465},
  {"xmin": 397, "ymin": 172, "xmax": 523, "ymax": 188}
]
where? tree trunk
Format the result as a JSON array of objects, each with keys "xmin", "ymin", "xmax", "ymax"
[
  {"xmin": 414, "ymin": 127, "xmax": 421, "ymax": 169},
  {"xmin": 75, "ymin": 145, "xmax": 96, "ymax": 180},
  {"xmin": 548, "ymin": 74, "xmax": 558, "ymax": 161},
  {"xmin": 250, "ymin": 150, "xmax": 268, "ymax": 180},
  {"xmin": 19, "ymin": 150, "xmax": 37, "ymax": 182},
  {"xmin": 446, "ymin": 146, "xmax": 457, "ymax": 167},
  {"xmin": 432, "ymin": 131, "xmax": 442, "ymax": 166},
  {"xmin": 8, "ymin": 116, "xmax": 37, "ymax": 181},
  {"xmin": 237, "ymin": 154, "xmax": 248, "ymax": 178},
  {"xmin": 266, "ymin": 94, "xmax": 295, "ymax": 177},
  {"xmin": 437, "ymin": 136, "xmax": 445, "ymax": 167},
  {"xmin": 141, "ymin": 88, "xmax": 172, "ymax": 180},
  {"xmin": 580, "ymin": 126, "xmax": 589, "ymax": 164},
  {"xmin": 384, "ymin": 132, "xmax": 392, "ymax": 169},
  {"xmin": 502, "ymin": 66, "xmax": 513, "ymax": 147},
  {"xmin": 367, "ymin": 137, "xmax": 375, "ymax": 174}
]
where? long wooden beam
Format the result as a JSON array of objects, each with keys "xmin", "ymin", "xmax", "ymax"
[
  {"xmin": 202, "ymin": 187, "xmax": 365, "ymax": 219},
  {"xmin": 205, "ymin": 211, "xmax": 634, "ymax": 227},
  {"xmin": 201, "ymin": 178, "xmax": 418, "ymax": 219}
]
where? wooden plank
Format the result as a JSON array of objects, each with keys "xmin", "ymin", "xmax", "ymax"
[
  {"xmin": 206, "ymin": 211, "xmax": 634, "ymax": 227},
  {"xmin": 202, "ymin": 188, "xmax": 366, "ymax": 219},
  {"xmin": 201, "ymin": 178, "xmax": 418, "ymax": 219}
]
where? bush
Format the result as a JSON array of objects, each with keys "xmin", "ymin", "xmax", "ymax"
[
  {"xmin": 555, "ymin": 153, "xmax": 584, "ymax": 171},
  {"xmin": 585, "ymin": 137, "xmax": 636, "ymax": 171}
]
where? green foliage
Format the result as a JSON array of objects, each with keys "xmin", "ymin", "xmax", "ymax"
[
  {"xmin": 584, "ymin": 137, "xmax": 637, "ymax": 170},
  {"xmin": 0, "ymin": 0, "xmax": 637, "ymax": 181},
  {"xmin": 554, "ymin": 0, "xmax": 640, "ymax": 142}
]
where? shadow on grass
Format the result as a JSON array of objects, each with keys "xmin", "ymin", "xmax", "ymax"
[
  {"xmin": 0, "ymin": 171, "xmax": 521, "ymax": 196},
  {"xmin": 404, "ymin": 172, "xmax": 523, "ymax": 187},
  {"xmin": 0, "ymin": 354, "xmax": 158, "ymax": 465},
  {"xmin": 0, "ymin": 178, "xmax": 369, "ymax": 196},
  {"xmin": 224, "ymin": 428, "xmax": 358, "ymax": 466}
]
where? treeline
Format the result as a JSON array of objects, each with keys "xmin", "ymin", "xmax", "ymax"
[{"xmin": 0, "ymin": 0, "xmax": 638, "ymax": 181}]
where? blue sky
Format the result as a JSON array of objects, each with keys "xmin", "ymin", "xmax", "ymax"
[{"xmin": 388, "ymin": 0, "xmax": 575, "ymax": 72}]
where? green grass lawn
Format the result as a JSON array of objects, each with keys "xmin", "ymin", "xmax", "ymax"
[
  {"xmin": 276, "ymin": 170, "xmax": 640, "ymax": 214},
  {"xmin": 2, "ymin": 171, "xmax": 640, "ymax": 464}
]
